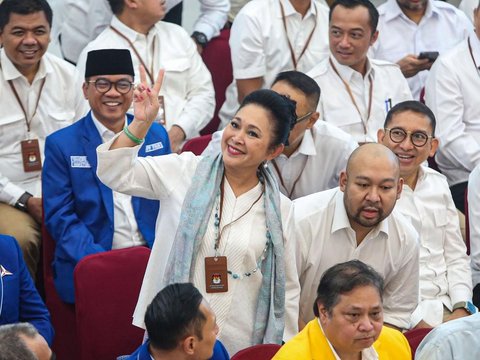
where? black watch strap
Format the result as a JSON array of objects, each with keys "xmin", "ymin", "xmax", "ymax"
[
  {"xmin": 15, "ymin": 192, "xmax": 33, "ymax": 212},
  {"xmin": 192, "ymin": 31, "xmax": 208, "ymax": 48}
]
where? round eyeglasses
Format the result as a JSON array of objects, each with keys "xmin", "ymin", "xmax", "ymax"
[
  {"xmin": 86, "ymin": 78, "xmax": 134, "ymax": 94},
  {"xmin": 385, "ymin": 127, "xmax": 434, "ymax": 147}
]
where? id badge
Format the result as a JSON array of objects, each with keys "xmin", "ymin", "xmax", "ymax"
[
  {"xmin": 205, "ymin": 256, "xmax": 228, "ymax": 293},
  {"xmin": 21, "ymin": 139, "xmax": 42, "ymax": 172},
  {"xmin": 157, "ymin": 95, "xmax": 167, "ymax": 125}
]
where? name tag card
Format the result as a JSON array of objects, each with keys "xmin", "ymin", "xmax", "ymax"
[
  {"xmin": 21, "ymin": 139, "xmax": 42, "ymax": 172},
  {"xmin": 205, "ymin": 256, "xmax": 228, "ymax": 293}
]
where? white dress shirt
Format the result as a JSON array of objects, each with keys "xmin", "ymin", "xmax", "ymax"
[
  {"xmin": 396, "ymin": 167, "xmax": 472, "ymax": 327},
  {"xmin": 59, "ymin": 0, "xmax": 230, "ymax": 63},
  {"xmin": 219, "ymin": 0, "xmax": 330, "ymax": 128},
  {"xmin": 371, "ymin": 0, "xmax": 472, "ymax": 100},
  {"xmin": 425, "ymin": 33, "xmax": 480, "ymax": 187},
  {"xmin": 96, "ymin": 139, "xmax": 300, "ymax": 355},
  {"xmin": 0, "ymin": 49, "xmax": 88, "ymax": 205},
  {"xmin": 90, "ymin": 115, "xmax": 145, "ymax": 250},
  {"xmin": 294, "ymin": 188, "xmax": 420, "ymax": 330},
  {"xmin": 307, "ymin": 56, "xmax": 412, "ymax": 143},
  {"xmin": 201, "ymin": 121, "xmax": 358, "ymax": 199},
  {"xmin": 469, "ymin": 165, "xmax": 480, "ymax": 288},
  {"xmin": 76, "ymin": 16, "xmax": 215, "ymax": 140},
  {"xmin": 415, "ymin": 313, "xmax": 480, "ymax": 360}
]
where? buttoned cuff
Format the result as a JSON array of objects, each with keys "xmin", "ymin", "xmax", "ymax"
[{"xmin": 0, "ymin": 182, "xmax": 27, "ymax": 206}]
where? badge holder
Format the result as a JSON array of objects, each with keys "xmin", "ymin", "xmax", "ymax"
[{"xmin": 205, "ymin": 256, "xmax": 228, "ymax": 293}]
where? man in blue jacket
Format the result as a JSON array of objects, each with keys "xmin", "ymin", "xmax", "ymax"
[
  {"xmin": 127, "ymin": 283, "xmax": 229, "ymax": 360},
  {"xmin": 42, "ymin": 49, "xmax": 170, "ymax": 303},
  {"xmin": 0, "ymin": 235, "xmax": 54, "ymax": 346}
]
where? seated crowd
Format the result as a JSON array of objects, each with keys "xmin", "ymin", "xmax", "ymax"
[{"xmin": 1, "ymin": 0, "xmax": 480, "ymax": 359}]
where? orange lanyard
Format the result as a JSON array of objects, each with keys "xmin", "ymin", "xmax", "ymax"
[
  {"xmin": 279, "ymin": 0, "xmax": 317, "ymax": 70},
  {"xmin": 110, "ymin": 26, "xmax": 155, "ymax": 84},
  {"xmin": 8, "ymin": 78, "xmax": 46, "ymax": 133},
  {"xmin": 329, "ymin": 58, "xmax": 373, "ymax": 136}
]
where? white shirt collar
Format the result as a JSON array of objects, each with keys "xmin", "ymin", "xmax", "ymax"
[
  {"xmin": 330, "ymin": 54, "xmax": 375, "ymax": 82},
  {"xmin": 331, "ymin": 189, "xmax": 389, "ymax": 238},
  {"xmin": 295, "ymin": 128, "xmax": 317, "ymax": 156},
  {"xmin": 277, "ymin": 0, "xmax": 317, "ymax": 18},
  {"xmin": 91, "ymin": 111, "xmax": 127, "ymax": 143},
  {"xmin": 318, "ymin": 318, "xmax": 379, "ymax": 360},
  {"xmin": 0, "ymin": 48, "xmax": 50, "ymax": 83},
  {"xmin": 110, "ymin": 15, "xmax": 156, "ymax": 42},
  {"xmin": 383, "ymin": 0, "xmax": 438, "ymax": 22}
]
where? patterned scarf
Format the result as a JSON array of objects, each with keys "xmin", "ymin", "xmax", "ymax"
[{"xmin": 163, "ymin": 153, "xmax": 286, "ymax": 344}]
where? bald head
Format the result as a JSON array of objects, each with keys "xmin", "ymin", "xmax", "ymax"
[
  {"xmin": 340, "ymin": 143, "xmax": 403, "ymax": 243},
  {"xmin": 346, "ymin": 143, "xmax": 400, "ymax": 179}
]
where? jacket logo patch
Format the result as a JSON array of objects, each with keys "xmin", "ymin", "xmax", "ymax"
[
  {"xmin": 145, "ymin": 142, "xmax": 164, "ymax": 153},
  {"xmin": 70, "ymin": 156, "xmax": 91, "ymax": 168},
  {"xmin": 1, "ymin": 265, "xmax": 13, "ymax": 278}
]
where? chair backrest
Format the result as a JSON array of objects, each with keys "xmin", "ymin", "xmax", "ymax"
[
  {"xmin": 181, "ymin": 134, "xmax": 213, "ymax": 155},
  {"xmin": 200, "ymin": 29, "xmax": 233, "ymax": 135},
  {"xmin": 231, "ymin": 344, "xmax": 282, "ymax": 360},
  {"xmin": 42, "ymin": 225, "xmax": 79, "ymax": 360},
  {"xmin": 74, "ymin": 246, "xmax": 151, "ymax": 360},
  {"xmin": 465, "ymin": 187, "xmax": 470, "ymax": 255},
  {"xmin": 404, "ymin": 327, "xmax": 433, "ymax": 359}
]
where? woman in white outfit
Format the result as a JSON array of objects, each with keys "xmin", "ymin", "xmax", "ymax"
[{"xmin": 96, "ymin": 68, "xmax": 300, "ymax": 355}]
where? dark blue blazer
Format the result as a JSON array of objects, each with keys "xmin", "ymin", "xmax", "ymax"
[
  {"xmin": 0, "ymin": 235, "xmax": 54, "ymax": 345},
  {"xmin": 126, "ymin": 340, "xmax": 230, "ymax": 360},
  {"xmin": 43, "ymin": 112, "xmax": 170, "ymax": 303}
]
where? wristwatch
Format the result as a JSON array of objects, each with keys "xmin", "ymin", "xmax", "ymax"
[
  {"xmin": 192, "ymin": 31, "xmax": 208, "ymax": 48},
  {"xmin": 14, "ymin": 191, "xmax": 33, "ymax": 212},
  {"xmin": 452, "ymin": 301, "xmax": 477, "ymax": 315}
]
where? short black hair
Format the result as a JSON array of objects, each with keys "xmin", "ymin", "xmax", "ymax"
[
  {"xmin": 329, "ymin": 0, "xmax": 379, "ymax": 34},
  {"xmin": 0, "ymin": 0, "xmax": 52, "ymax": 31},
  {"xmin": 145, "ymin": 283, "xmax": 206, "ymax": 351},
  {"xmin": 273, "ymin": 71, "xmax": 321, "ymax": 111},
  {"xmin": 313, "ymin": 260, "xmax": 384, "ymax": 317},
  {"xmin": 107, "ymin": 0, "xmax": 124, "ymax": 15},
  {"xmin": 0, "ymin": 323, "xmax": 39, "ymax": 360},
  {"xmin": 238, "ymin": 89, "xmax": 297, "ymax": 148},
  {"xmin": 384, "ymin": 100, "xmax": 436, "ymax": 136}
]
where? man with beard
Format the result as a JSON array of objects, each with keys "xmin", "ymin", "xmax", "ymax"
[{"xmin": 294, "ymin": 143, "xmax": 419, "ymax": 331}]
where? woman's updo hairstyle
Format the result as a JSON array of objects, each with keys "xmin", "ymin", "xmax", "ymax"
[{"xmin": 238, "ymin": 89, "xmax": 297, "ymax": 148}]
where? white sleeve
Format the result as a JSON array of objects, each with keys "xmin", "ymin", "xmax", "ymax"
[
  {"xmin": 469, "ymin": 166, "xmax": 480, "ymax": 287},
  {"xmin": 96, "ymin": 135, "xmax": 198, "ymax": 200},
  {"xmin": 282, "ymin": 201, "xmax": 300, "ymax": 341},
  {"xmin": 193, "ymin": 0, "xmax": 230, "ymax": 40},
  {"xmin": 229, "ymin": 10, "xmax": 267, "ymax": 80},
  {"xmin": 425, "ymin": 57, "xmax": 480, "ymax": 173}
]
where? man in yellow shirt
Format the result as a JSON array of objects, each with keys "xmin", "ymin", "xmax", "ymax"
[{"xmin": 274, "ymin": 260, "xmax": 411, "ymax": 359}]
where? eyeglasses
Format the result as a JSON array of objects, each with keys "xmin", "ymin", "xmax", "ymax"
[
  {"xmin": 86, "ymin": 78, "xmax": 134, "ymax": 94},
  {"xmin": 295, "ymin": 111, "xmax": 313, "ymax": 124},
  {"xmin": 385, "ymin": 127, "xmax": 434, "ymax": 147}
]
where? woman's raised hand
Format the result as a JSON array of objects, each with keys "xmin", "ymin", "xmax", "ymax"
[{"xmin": 133, "ymin": 65, "xmax": 165, "ymax": 126}]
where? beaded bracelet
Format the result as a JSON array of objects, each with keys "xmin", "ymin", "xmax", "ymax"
[{"xmin": 123, "ymin": 126, "xmax": 144, "ymax": 145}]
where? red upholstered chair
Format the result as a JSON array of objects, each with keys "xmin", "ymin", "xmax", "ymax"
[
  {"xmin": 465, "ymin": 187, "xmax": 470, "ymax": 255},
  {"xmin": 42, "ymin": 225, "xmax": 79, "ymax": 360},
  {"xmin": 74, "ymin": 246, "xmax": 151, "ymax": 360},
  {"xmin": 404, "ymin": 327, "xmax": 433, "ymax": 359},
  {"xmin": 181, "ymin": 133, "xmax": 213, "ymax": 155},
  {"xmin": 200, "ymin": 29, "xmax": 233, "ymax": 135},
  {"xmin": 231, "ymin": 344, "xmax": 282, "ymax": 360}
]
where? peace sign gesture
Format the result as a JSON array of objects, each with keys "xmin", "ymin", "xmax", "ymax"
[{"xmin": 133, "ymin": 65, "xmax": 165, "ymax": 126}]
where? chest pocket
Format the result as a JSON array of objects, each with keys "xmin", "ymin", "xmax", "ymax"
[
  {"xmin": 162, "ymin": 58, "xmax": 191, "ymax": 95},
  {"xmin": 0, "ymin": 113, "xmax": 27, "ymax": 144}
]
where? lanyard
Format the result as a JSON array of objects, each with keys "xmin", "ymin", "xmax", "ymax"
[
  {"xmin": 329, "ymin": 58, "xmax": 373, "ymax": 136},
  {"xmin": 468, "ymin": 37, "xmax": 480, "ymax": 79},
  {"xmin": 271, "ymin": 157, "xmax": 306, "ymax": 199},
  {"xmin": 8, "ymin": 78, "xmax": 46, "ymax": 133},
  {"xmin": 110, "ymin": 26, "xmax": 155, "ymax": 84},
  {"xmin": 214, "ymin": 177, "xmax": 263, "ymax": 255},
  {"xmin": 279, "ymin": 0, "xmax": 317, "ymax": 70}
]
